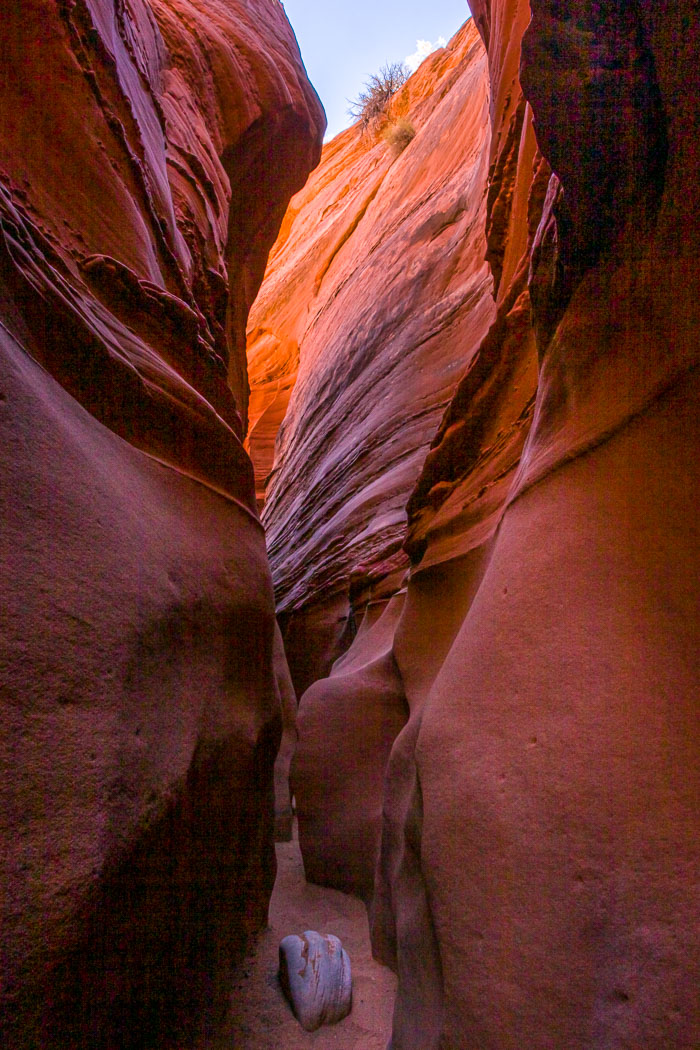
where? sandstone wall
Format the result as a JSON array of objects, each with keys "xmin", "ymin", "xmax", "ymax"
[
  {"xmin": 384, "ymin": 2, "xmax": 700, "ymax": 1044},
  {"xmin": 263, "ymin": 3, "xmax": 699, "ymax": 1047},
  {"xmin": 247, "ymin": 20, "xmax": 496, "ymax": 692},
  {"xmin": 0, "ymin": 2, "xmax": 323, "ymax": 1045},
  {"xmin": 276, "ymin": 6, "xmax": 544, "ymax": 929}
]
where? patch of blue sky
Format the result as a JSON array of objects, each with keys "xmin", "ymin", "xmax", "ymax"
[{"xmin": 280, "ymin": 0, "xmax": 473, "ymax": 140}]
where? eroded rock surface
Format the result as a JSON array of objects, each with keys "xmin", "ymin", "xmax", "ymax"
[
  {"xmin": 0, "ymin": 1, "xmax": 323, "ymax": 1046},
  {"xmin": 258, "ymin": 4, "xmax": 699, "ymax": 1049},
  {"xmin": 279, "ymin": 930, "xmax": 352, "ymax": 1032},
  {"xmin": 247, "ymin": 20, "xmax": 496, "ymax": 688},
  {"xmin": 293, "ymin": 593, "xmax": 408, "ymax": 902},
  {"xmin": 376, "ymin": 3, "xmax": 700, "ymax": 1047},
  {"xmin": 276, "ymin": 7, "xmax": 544, "ymax": 958}
]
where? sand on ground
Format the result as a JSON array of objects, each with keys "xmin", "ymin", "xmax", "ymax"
[{"xmin": 221, "ymin": 824, "xmax": 396, "ymax": 1049}]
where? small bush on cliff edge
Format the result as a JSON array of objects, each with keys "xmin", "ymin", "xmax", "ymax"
[
  {"xmin": 347, "ymin": 61, "xmax": 410, "ymax": 132},
  {"xmin": 382, "ymin": 117, "xmax": 416, "ymax": 155}
]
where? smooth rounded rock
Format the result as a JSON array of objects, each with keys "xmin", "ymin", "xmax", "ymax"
[
  {"xmin": 278, "ymin": 930, "xmax": 352, "ymax": 1031},
  {"xmin": 0, "ymin": 1, "xmax": 324, "ymax": 1045}
]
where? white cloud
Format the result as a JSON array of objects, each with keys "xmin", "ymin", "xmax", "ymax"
[{"xmin": 404, "ymin": 36, "xmax": 447, "ymax": 73}]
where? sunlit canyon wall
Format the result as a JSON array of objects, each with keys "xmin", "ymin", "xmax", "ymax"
[
  {"xmin": 248, "ymin": 19, "xmax": 496, "ymax": 699},
  {"xmin": 0, "ymin": 1, "xmax": 323, "ymax": 1045}
]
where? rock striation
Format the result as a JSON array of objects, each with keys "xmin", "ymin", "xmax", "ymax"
[
  {"xmin": 247, "ymin": 20, "xmax": 496, "ymax": 693},
  {"xmin": 259, "ymin": 4, "xmax": 700, "ymax": 1049},
  {"xmin": 0, "ymin": 1, "xmax": 323, "ymax": 1046}
]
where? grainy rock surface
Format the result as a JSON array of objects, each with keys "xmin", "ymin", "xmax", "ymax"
[
  {"xmin": 273, "ymin": 621, "xmax": 299, "ymax": 841},
  {"xmin": 250, "ymin": 27, "xmax": 498, "ymax": 892},
  {"xmin": 0, "ymin": 1, "xmax": 323, "ymax": 1046},
  {"xmin": 279, "ymin": 931, "xmax": 352, "ymax": 1032},
  {"xmin": 280, "ymin": 7, "xmax": 544, "ymax": 958},
  {"xmin": 377, "ymin": 3, "xmax": 700, "ymax": 1046},
  {"xmin": 292, "ymin": 594, "xmax": 408, "ymax": 903},
  {"xmin": 258, "ymin": 5, "xmax": 700, "ymax": 1050}
]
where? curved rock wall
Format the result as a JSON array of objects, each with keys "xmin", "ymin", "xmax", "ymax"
[
  {"xmin": 383, "ymin": 2, "xmax": 700, "ymax": 1046},
  {"xmin": 0, "ymin": 2, "xmax": 323, "ymax": 1046},
  {"xmin": 278, "ymin": 2, "xmax": 545, "ymax": 945},
  {"xmin": 247, "ymin": 20, "xmax": 495, "ymax": 693},
  {"xmin": 258, "ymin": 2, "xmax": 699, "ymax": 1048}
]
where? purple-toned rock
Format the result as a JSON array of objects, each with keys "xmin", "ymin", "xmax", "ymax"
[
  {"xmin": 0, "ymin": 1, "xmax": 323, "ymax": 1046},
  {"xmin": 279, "ymin": 930, "xmax": 352, "ymax": 1031}
]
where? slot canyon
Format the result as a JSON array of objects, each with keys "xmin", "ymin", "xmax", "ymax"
[{"xmin": 0, "ymin": 1, "xmax": 697, "ymax": 1048}]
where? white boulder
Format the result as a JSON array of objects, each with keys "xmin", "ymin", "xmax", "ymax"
[{"xmin": 278, "ymin": 930, "xmax": 352, "ymax": 1031}]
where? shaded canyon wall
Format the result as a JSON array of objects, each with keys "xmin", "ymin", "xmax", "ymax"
[
  {"xmin": 0, "ymin": 1, "xmax": 323, "ymax": 1046},
  {"xmin": 257, "ymin": 3, "xmax": 700, "ymax": 1048}
]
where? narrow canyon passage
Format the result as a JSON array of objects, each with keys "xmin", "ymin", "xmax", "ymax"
[
  {"xmin": 222, "ymin": 822, "xmax": 396, "ymax": 1049},
  {"xmin": 245, "ymin": 3, "xmax": 700, "ymax": 1048},
  {"xmin": 1, "ymin": 0, "xmax": 698, "ymax": 1047}
]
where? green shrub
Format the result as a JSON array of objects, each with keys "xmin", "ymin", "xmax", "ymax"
[
  {"xmin": 382, "ymin": 117, "xmax": 416, "ymax": 155},
  {"xmin": 347, "ymin": 62, "xmax": 410, "ymax": 133}
]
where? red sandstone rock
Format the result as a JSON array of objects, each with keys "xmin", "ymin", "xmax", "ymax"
[
  {"xmin": 258, "ymin": 3, "xmax": 699, "ymax": 1049},
  {"xmin": 279, "ymin": 8, "xmax": 542, "ymax": 979},
  {"xmin": 251, "ymin": 20, "xmax": 500, "ymax": 939},
  {"xmin": 292, "ymin": 594, "xmax": 408, "ymax": 903},
  {"xmin": 248, "ymin": 20, "xmax": 495, "ymax": 639},
  {"xmin": 371, "ymin": 3, "xmax": 700, "ymax": 1047},
  {"xmin": 0, "ymin": 1, "xmax": 323, "ymax": 1045},
  {"xmin": 273, "ymin": 621, "xmax": 298, "ymax": 841},
  {"xmin": 404, "ymin": 0, "xmax": 545, "ymax": 568}
]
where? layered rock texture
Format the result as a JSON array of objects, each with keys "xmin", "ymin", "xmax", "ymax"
[
  {"xmin": 4, "ymin": 0, "xmax": 699, "ymax": 1045},
  {"xmin": 0, "ymin": 2, "xmax": 323, "ymax": 1046},
  {"xmin": 257, "ymin": 4, "xmax": 700, "ymax": 1049},
  {"xmin": 247, "ymin": 19, "xmax": 496, "ymax": 694}
]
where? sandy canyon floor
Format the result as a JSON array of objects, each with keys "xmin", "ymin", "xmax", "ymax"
[{"xmin": 221, "ymin": 824, "xmax": 396, "ymax": 1049}]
